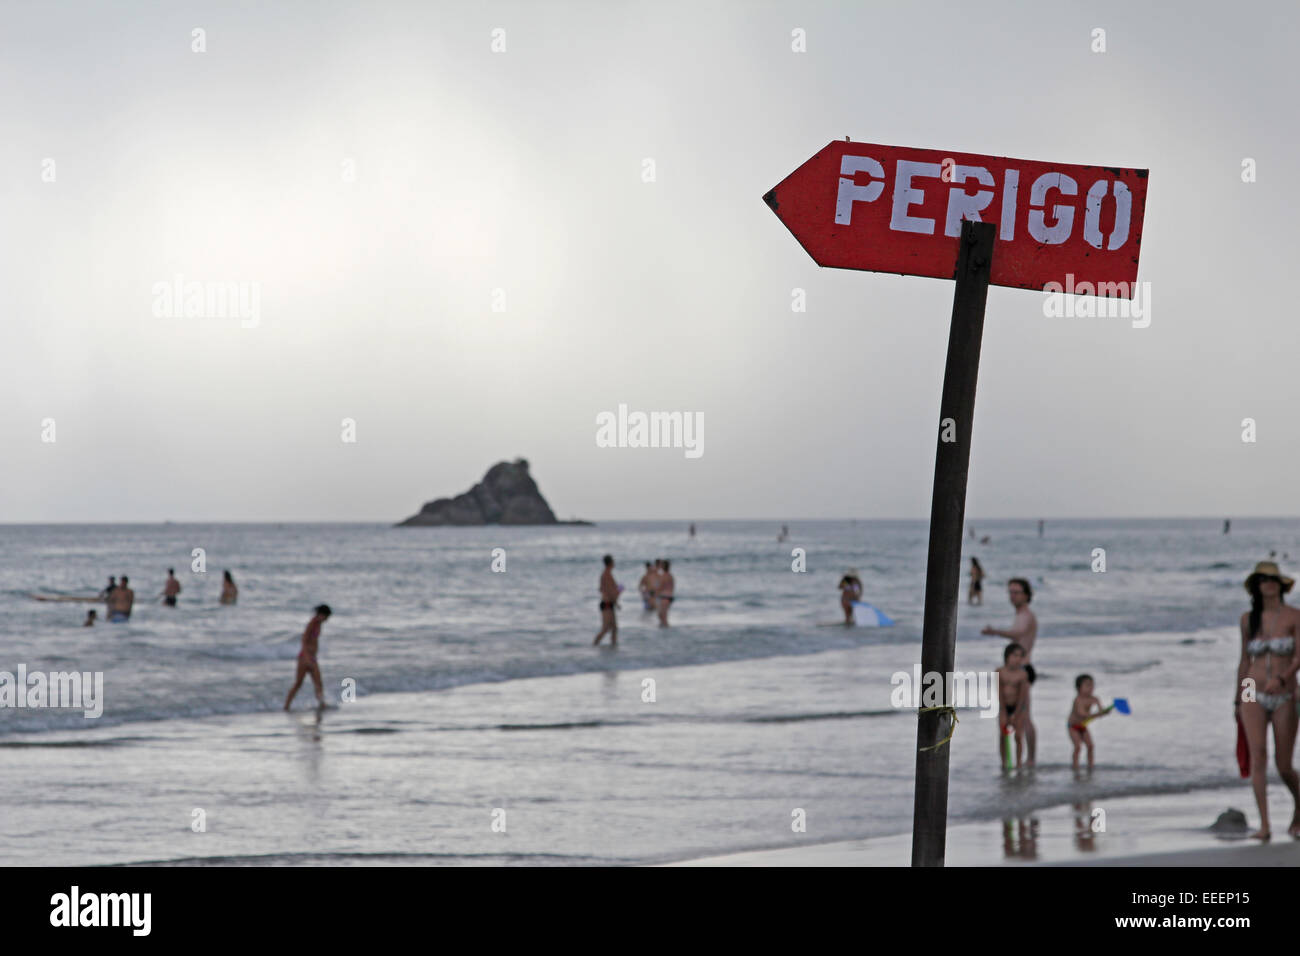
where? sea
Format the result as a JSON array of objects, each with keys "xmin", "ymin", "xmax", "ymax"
[{"xmin": 0, "ymin": 518, "xmax": 1292, "ymax": 865}]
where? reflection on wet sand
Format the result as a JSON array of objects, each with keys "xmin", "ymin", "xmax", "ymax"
[
  {"xmin": 1001, "ymin": 816, "xmax": 1040, "ymax": 860},
  {"xmin": 1073, "ymin": 801, "xmax": 1101, "ymax": 852},
  {"xmin": 291, "ymin": 706, "xmax": 325, "ymax": 782}
]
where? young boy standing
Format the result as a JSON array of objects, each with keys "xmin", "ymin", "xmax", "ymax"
[
  {"xmin": 998, "ymin": 643, "xmax": 1030, "ymax": 768},
  {"xmin": 1068, "ymin": 674, "xmax": 1108, "ymax": 771}
]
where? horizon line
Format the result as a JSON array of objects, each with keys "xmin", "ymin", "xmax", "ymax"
[{"xmin": 0, "ymin": 514, "xmax": 1274, "ymax": 526}]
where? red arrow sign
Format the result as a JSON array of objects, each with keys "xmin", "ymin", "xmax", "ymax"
[{"xmin": 764, "ymin": 140, "xmax": 1148, "ymax": 295}]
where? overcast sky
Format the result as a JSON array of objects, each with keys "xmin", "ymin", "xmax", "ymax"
[{"xmin": 2, "ymin": 0, "xmax": 1297, "ymax": 522}]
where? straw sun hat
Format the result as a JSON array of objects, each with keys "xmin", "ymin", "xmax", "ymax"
[{"xmin": 1244, "ymin": 560, "xmax": 1295, "ymax": 593}]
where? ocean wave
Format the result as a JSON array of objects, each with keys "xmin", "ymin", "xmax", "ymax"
[
  {"xmin": 340, "ymin": 726, "xmax": 403, "ymax": 734},
  {"xmin": 498, "ymin": 719, "xmax": 638, "ymax": 731},
  {"xmin": 743, "ymin": 709, "xmax": 899, "ymax": 723},
  {"xmin": 195, "ymin": 641, "xmax": 298, "ymax": 661},
  {"xmin": 0, "ymin": 601, "xmax": 1239, "ymax": 740},
  {"xmin": 1098, "ymin": 659, "xmax": 1161, "ymax": 674},
  {"xmin": 119, "ymin": 850, "xmax": 621, "ymax": 867},
  {"xmin": 0, "ymin": 738, "xmax": 128, "ymax": 748}
]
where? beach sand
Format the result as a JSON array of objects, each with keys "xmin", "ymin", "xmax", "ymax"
[{"xmin": 667, "ymin": 786, "xmax": 1300, "ymax": 866}]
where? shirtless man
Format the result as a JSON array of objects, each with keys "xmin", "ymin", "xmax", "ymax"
[
  {"xmin": 594, "ymin": 555, "xmax": 619, "ymax": 646},
  {"xmin": 656, "ymin": 560, "xmax": 675, "ymax": 628},
  {"xmin": 108, "ymin": 576, "xmax": 135, "ymax": 622},
  {"xmin": 162, "ymin": 568, "xmax": 182, "ymax": 607},
  {"xmin": 284, "ymin": 604, "xmax": 331, "ymax": 709},
  {"xmin": 983, "ymin": 578, "xmax": 1038, "ymax": 765}
]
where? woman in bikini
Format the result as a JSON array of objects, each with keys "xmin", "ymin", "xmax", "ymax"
[
  {"xmin": 656, "ymin": 560, "xmax": 675, "ymax": 628},
  {"xmin": 284, "ymin": 604, "xmax": 331, "ymax": 710},
  {"xmin": 1235, "ymin": 561, "xmax": 1300, "ymax": 840},
  {"xmin": 968, "ymin": 557, "xmax": 985, "ymax": 605}
]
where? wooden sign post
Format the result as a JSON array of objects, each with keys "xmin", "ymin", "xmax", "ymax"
[
  {"xmin": 764, "ymin": 140, "xmax": 1148, "ymax": 866},
  {"xmin": 911, "ymin": 219, "xmax": 994, "ymax": 867}
]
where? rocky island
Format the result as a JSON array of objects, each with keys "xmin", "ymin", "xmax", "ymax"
[{"xmin": 396, "ymin": 459, "xmax": 590, "ymax": 526}]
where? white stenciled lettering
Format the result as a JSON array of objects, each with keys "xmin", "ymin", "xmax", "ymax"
[
  {"xmin": 834, "ymin": 155, "xmax": 885, "ymax": 224},
  {"xmin": 999, "ymin": 169, "xmax": 1019, "ymax": 241},
  {"xmin": 829, "ymin": 152, "xmax": 1136, "ymax": 254},
  {"xmin": 1027, "ymin": 172, "xmax": 1078, "ymax": 244},
  {"xmin": 1083, "ymin": 179, "xmax": 1132, "ymax": 250},
  {"xmin": 890, "ymin": 160, "xmax": 942, "ymax": 235},
  {"xmin": 943, "ymin": 165, "xmax": 995, "ymax": 236}
]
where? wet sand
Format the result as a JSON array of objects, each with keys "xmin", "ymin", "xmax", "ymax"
[{"xmin": 666, "ymin": 785, "xmax": 1300, "ymax": 866}]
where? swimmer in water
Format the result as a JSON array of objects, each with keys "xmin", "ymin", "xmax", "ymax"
[
  {"xmin": 838, "ymin": 569, "xmax": 862, "ymax": 625},
  {"xmin": 638, "ymin": 562, "xmax": 656, "ymax": 611},
  {"xmin": 656, "ymin": 560, "xmax": 675, "ymax": 628},
  {"xmin": 107, "ymin": 576, "xmax": 134, "ymax": 622},
  {"xmin": 594, "ymin": 555, "xmax": 619, "ymax": 646},
  {"xmin": 162, "ymin": 568, "xmax": 182, "ymax": 607},
  {"xmin": 968, "ymin": 557, "xmax": 985, "ymax": 606},
  {"xmin": 220, "ymin": 570, "xmax": 238, "ymax": 605}
]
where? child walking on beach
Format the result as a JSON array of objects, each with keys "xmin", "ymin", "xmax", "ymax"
[
  {"xmin": 997, "ymin": 644, "xmax": 1030, "ymax": 768},
  {"xmin": 1068, "ymin": 674, "xmax": 1108, "ymax": 771}
]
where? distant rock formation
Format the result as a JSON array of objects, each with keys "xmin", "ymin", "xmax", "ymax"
[{"xmin": 396, "ymin": 459, "xmax": 589, "ymax": 526}]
